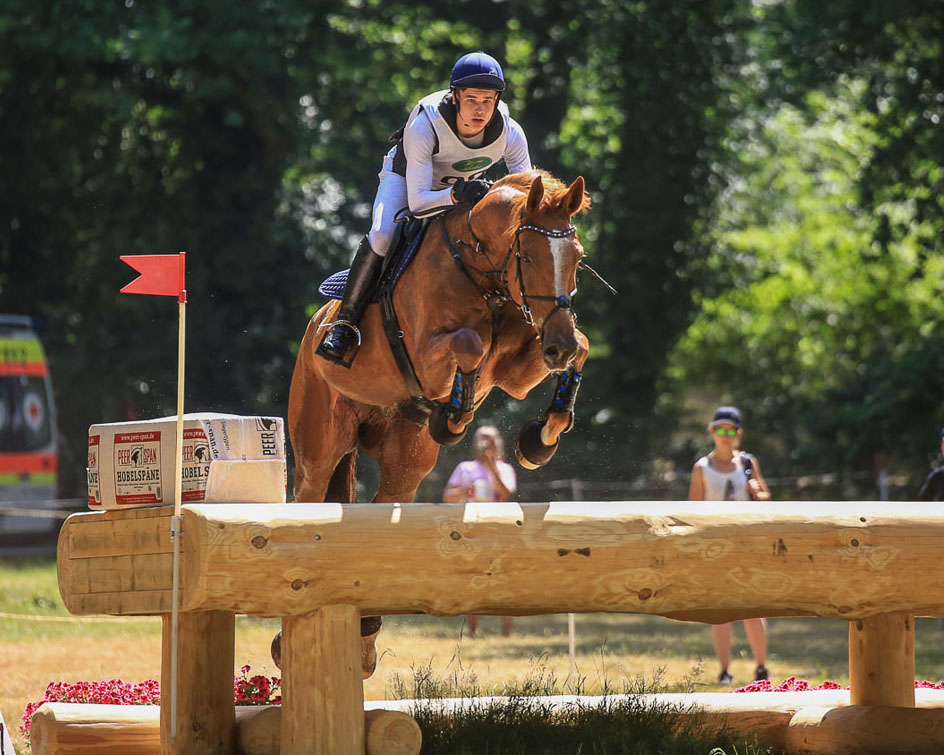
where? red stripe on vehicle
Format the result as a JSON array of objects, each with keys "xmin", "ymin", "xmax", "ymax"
[
  {"xmin": 0, "ymin": 453, "xmax": 58, "ymax": 473},
  {"xmin": 0, "ymin": 362, "xmax": 48, "ymax": 376}
]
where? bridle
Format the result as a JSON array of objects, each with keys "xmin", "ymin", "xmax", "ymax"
[{"xmin": 442, "ymin": 205, "xmax": 579, "ymax": 342}]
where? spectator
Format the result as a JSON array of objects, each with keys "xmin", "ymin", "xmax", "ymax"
[
  {"xmin": 689, "ymin": 405, "xmax": 772, "ymax": 685},
  {"xmin": 443, "ymin": 425, "xmax": 517, "ymax": 637},
  {"xmin": 918, "ymin": 427, "xmax": 944, "ymax": 501}
]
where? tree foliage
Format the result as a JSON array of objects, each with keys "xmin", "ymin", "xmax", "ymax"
[
  {"xmin": 663, "ymin": 1, "xmax": 944, "ymax": 488},
  {"xmin": 2, "ymin": 1, "xmax": 940, "ymax": 497}
]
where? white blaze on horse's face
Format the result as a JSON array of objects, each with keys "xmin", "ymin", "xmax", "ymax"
[
  {"xmin": 549, "ymin": 236, "xmax": 571, "ymax": 298},
  {"xmin": 520, "ymin": 228, "xmax": 583, "ymax": 371}
]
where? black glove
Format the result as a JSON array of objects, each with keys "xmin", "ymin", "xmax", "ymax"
[{"xmin": 452, "ymin": 177, "xmax": 491, "ymax": 204}]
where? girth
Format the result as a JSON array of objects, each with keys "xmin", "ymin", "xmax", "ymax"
[
  {"xmin": 379, "ymin": 288, "xmax": 436, "ymax": 425},
  {"xmin": 376, "ymin": 215, "xmax": 438, "ymax": 425}
]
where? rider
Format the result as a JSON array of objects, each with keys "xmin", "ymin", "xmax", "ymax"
[{"xmin": 317, "ymin": 50, "xmax": 533, "ymax": 365}]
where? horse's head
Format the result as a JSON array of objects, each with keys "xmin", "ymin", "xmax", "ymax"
[{"xmin": 477, "ymin": 171, "xmax": 591, "ymax": 370}]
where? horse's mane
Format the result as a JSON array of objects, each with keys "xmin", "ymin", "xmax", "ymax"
[{"xmin": 492, "ymin": 169, "xmax": 591, "ymax": 219}]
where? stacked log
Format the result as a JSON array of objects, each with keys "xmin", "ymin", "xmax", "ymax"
[{"xmin": 29, "ymin": 703, "xmax": 422, "ymax": 755}]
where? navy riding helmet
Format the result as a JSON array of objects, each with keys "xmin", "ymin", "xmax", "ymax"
[{"xmin": 449, "ymin": 51, "xmax": 505, "ymax": 92}]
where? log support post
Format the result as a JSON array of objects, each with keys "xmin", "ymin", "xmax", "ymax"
[
  {"xmin": 281, "ymin": 604, "xmax": 364, "ymax": 755},
  {"xmin": 160, "ymin": 610, "xmax": 236, "ymax": 754},
  {"xmin": 849, "ymin": 611, "xmax": 915, "ymax": 708}
]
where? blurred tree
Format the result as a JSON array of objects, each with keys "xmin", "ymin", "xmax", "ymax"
[
  {"xmin": 548, "ymin": 0, "xmax": 752, "ymax": 482},
  {"xmin": 663, "ymin": 80, "xmax": 944, "ymax": 491},
  {"xmin": 13, "ymin": 0, "xmax": 930, "ymax": 500},
  {"xmin": 0, "ymin": 0, "xmax": 325, "ymax": 493}
]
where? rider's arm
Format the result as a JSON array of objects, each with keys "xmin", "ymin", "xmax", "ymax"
[
  {"xmin": 402, "ymin": 112, "xmax": 455, "ymax": 216},
  {"xmin": 503, "ymin": 117, "xmax": 532, "ymax": 174}
]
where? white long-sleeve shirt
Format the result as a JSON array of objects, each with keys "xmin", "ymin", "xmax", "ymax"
[{"xmin": 392, "ymin": 91, "xmax": 531, "ymax": 216}]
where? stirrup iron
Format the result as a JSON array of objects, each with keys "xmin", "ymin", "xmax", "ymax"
[{"xmin": 315, "ymin": 318, "xmax": 363, "ymax": 368}]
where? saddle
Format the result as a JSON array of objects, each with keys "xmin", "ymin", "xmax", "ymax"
[
  {"xmin": 318, "ymin": 216, "xmax": 437, "ymax": 425},
  {"xmin": 318, "ymin": 216, "xmax": 428, "ymax": 302}
]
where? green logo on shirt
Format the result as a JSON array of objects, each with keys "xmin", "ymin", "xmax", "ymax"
[{"xmin": 451, "ymin": 157, "xmax": 493, "ymax": 172}]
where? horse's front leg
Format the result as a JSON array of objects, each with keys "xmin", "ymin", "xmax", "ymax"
[
  {"xmin": 516, "ymin": 331, "xmax": 589, "ymax": 469},
  {"xmin": 425, "ymin": 327, "xmax": 488, "ymax": 445}
]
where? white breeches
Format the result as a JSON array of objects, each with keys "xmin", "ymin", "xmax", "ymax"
[{"xmin": 367, "ymin": 151, "xmax": 408, "ymax": 257}]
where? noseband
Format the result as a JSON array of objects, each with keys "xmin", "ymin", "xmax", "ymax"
[{"xmin": 442, "ymin": 207, "xmax": 579, "ymax": 343}]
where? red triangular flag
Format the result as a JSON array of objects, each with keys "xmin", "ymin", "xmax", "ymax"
[{"xmin": 120, "ymin": 253, "xmax": 186, "ymax": 298}]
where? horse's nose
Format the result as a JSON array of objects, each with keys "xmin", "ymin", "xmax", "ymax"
[{"xmin": 543, "ymin": 336, "xmax": 578, "ymax": 370}]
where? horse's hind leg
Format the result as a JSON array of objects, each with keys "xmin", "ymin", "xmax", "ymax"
[
  {"xmin": 352, "ymin": 416, "xmax": 441, "ymax": 680},
  {"xmin": 364, "ymin": 417, "xmax": 442, "ymax": 503},
  {"xmin": 325, "ymin": 450, "xmax": 357, "ymax": 502},
  {"xmin": 289, "ymin": 353, "xmax": 359, "ymax": 502}
]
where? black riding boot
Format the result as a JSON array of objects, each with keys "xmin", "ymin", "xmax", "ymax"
[{"xmin": 317, "ymin": 236, "xmax": 384, "ymax": 366}]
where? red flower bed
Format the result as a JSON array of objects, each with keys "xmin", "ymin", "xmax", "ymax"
[
  {"xmin": 21, "ymin": 665, "xmax": 279, "ymax": 740},
  {"xmin": 734, "ymin": 676, "xmax": 944, "ymax": 693}
]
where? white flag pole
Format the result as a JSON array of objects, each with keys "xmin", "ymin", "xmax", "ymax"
[{"xmin": 170, "ymin": 253, "xmax": 187, "ymax": 739}]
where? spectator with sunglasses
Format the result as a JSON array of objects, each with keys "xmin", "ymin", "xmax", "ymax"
[{"xmin": 689, "ymin": 405, "xmax": 772, "ymax": 685}]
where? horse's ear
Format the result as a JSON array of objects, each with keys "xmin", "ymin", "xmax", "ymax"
[
  {"xmin": 525, "ymin": 175, "xmax": 544, "ymax": 215},
  {"xmin": 559, "ymin": 176, "xmax": 587, "ymax": 216}
]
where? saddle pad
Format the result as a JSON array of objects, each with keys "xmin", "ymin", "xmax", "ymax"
[
  {"xmin": 318, "ymin": 270, "xmax": 349, "ymax": 300},
  {"xmin": 318, "ymin": 218, "xmax": 429, "ymax": 302}
]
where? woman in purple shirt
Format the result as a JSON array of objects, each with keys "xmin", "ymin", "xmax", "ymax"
[{"xmin": 443, "ymin": 424, "xmax": 517, "ymax": 636}]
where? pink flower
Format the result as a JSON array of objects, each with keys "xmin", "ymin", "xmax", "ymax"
[
  {"xmin": 22, "ymin": 664, "xmax": 282, "ymax": 740},
  {"xmin": 733, "ymin": 677, "xmax": 944, "ymax": 693}
]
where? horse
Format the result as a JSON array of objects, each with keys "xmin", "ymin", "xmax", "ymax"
[
  {"xmin": 290, "ymin": 169, "xmax": 592, "ymax": 503},
  {"xmin": 281, "ymin": 169, "xmax": 593, "ymax": 676}
]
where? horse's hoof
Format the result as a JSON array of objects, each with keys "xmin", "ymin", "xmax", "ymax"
[
  {"xmin": 271, "ymin": 630, "xmax": 282, "ymax": 670},
  {"xmin": 428, "ymin": 403, "xmax": 467, "ymax": 446},
  {"xmin": 362, "ymin": 629, "xmax": 380, "ymax": 679},
  {"xmin": 515, "ymin": 419, "xmax": 559, "ymax": 469},
  {"xmin": 272, "ymin": 620, "xmax": 379, "ymax": 676}
]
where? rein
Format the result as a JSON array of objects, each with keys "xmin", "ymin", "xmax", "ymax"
[
  {"xmin": 440, "ymin": 207, "xmax": 514, "ymax": 305},
  {"xmin": 441, "ymin": 207, "xmax": 580, "ymax": 341}
]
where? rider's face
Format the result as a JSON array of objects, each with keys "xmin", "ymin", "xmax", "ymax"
[{"xmin": 454, "ymin": 88, "xmax": 498, "ymax": 138}]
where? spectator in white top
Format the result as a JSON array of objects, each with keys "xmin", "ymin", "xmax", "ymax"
[{"xmin": 689, "ymin": 405, "xmax": 772, "ymax": 685}]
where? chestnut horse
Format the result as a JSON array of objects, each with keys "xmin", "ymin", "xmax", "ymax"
[
  {"xmin": 280, "ymin": 170, "xmax": 592, "ymax": 677},
  {"xmin": 289, "ymin": 169, "xmax": 592, "ymax": 506}
]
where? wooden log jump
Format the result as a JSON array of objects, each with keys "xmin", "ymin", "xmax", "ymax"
[
  {"xmin": 30, "ymin": 703, "xmax": 422, "ymax": 755},
  {"xmin": 52, "ymin": 501, "xmax": 944, "ymax": 754}
]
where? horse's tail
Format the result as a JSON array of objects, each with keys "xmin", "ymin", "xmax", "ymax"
[{"xmin": 326, "ymin": 449, "xmax": 357, "ymax": 503}]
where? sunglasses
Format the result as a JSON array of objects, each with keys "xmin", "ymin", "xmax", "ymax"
[{"xmin": 714, "ymin": 427, "xmax": 738, "ymax": 437}]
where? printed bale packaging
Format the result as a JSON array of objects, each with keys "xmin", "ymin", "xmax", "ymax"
[{"xmin": 87, "ymin": 413, "xmax": 285, "ymax": 509}]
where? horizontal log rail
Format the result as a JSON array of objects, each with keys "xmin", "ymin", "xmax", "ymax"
[
  {"xmin": 54, "ymin": 501, "xmax": 944, "ymax": 754},
  {"xmin": 59, "ymin": 501, "xmax": 944, "ymax": 621}
]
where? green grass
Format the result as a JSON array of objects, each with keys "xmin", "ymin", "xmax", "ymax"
[
  {"xmin": 0, "ymin": 558, "xmax": 160, "ymax": 643},
  {"xmin": 393, "ymin": 664, "xmax": 779, "ymax": 754},
  {"xmin": 0, "ymin": 559, "xmax": 65, "ymax": 615},
  {"xmin": 6, "ymin": 559, "xmax": 944, "ymax": 753}
]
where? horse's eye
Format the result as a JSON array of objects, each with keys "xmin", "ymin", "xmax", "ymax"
[{"xmin": 521, "ymin": 255, "xmax": 532, "ymax": 264}]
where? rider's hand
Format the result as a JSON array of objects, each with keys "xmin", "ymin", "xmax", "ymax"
[{"xmin": 452, "ymin": 177, "xmax": 491, "ymax": 205}]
